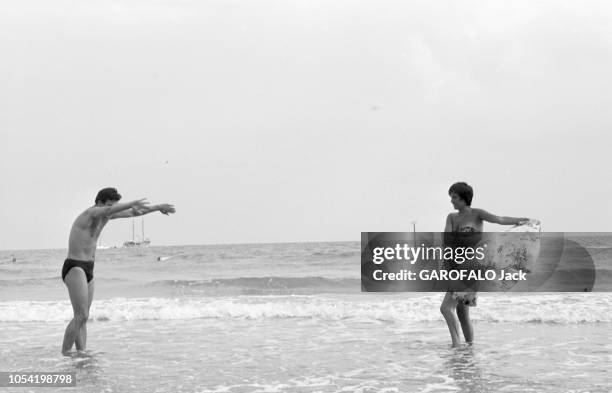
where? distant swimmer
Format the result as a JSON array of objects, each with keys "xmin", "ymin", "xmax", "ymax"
[{"xmin": 61, "ymin": 187, "xmax": 175, "ymax": 355}]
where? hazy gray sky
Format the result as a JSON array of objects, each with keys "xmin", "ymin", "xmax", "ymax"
[{"xmin": 1, "ymin": 0, "xmax": 611, "ymax": 250}]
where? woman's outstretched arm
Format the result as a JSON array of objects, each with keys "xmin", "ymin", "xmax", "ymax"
[{"xmin": 474, "ymin": 208, "xmax": 529, "ymax": 225}]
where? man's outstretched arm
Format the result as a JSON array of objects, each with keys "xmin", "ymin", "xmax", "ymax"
[
  {"xmin": 109, "ymin": 203, "xmax": 176, "ymax": 219},
  {"xmin": 89, "ymin": 199, "xmax": 149, "ymax": 218}
]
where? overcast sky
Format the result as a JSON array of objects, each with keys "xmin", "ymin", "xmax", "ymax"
[{"xmin": 1, "ymin": 0, "xmax": 611, "ymax": 250}]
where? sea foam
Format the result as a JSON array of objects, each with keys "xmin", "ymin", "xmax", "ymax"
[{"xmin": 1, "ymin": 293, "xmax": 611, "ymax": 323}]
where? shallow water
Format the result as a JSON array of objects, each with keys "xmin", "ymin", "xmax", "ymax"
[{"xmin": 2, "ymin": 317, "xmax": 611, "ymax": 392}]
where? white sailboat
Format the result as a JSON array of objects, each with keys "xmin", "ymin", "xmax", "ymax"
[{"xmin": 123, "ymin": 218, "xmax": 151, "ymax": 247}]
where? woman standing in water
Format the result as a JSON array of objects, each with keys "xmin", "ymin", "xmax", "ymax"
[{"xmin": 441, "ymin": 182, "xmax": 531, "ymax": 346}]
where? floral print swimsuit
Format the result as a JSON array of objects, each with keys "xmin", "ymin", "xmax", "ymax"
[{"xmin": 450, "ymin": 225, "xmax": 479, "ymax": 306}]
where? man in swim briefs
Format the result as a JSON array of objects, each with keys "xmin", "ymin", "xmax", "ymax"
[{"xmin": 61, "ymin": 187, "xmax": 175, "ymax": 355}]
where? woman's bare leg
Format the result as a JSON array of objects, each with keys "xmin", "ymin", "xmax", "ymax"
[
  {"xmin": 440, "ymin": 292, "xmax": 461, "ymax": 346},
  {"xmin": 456, "ymin": 303, "xmax": 474, "ymax": 343}
]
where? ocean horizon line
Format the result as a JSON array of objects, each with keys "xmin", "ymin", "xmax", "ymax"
[{"xmin": 0, "ymin": 239, "xmax": 361, "ymax": 253}]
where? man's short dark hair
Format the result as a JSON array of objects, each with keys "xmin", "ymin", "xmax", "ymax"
[
  {"xmin": 448, "ymin": 182, "xmax": 473, "ymax": 206},
  {"xmin": 95, "ymin": 187, "xmax": 122, "ymax": 204}
]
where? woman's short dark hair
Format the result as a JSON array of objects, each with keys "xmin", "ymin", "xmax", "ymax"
[
  {"xmin": 95, "ymin": 187, "xmax": 122, "ymax": 204},
  {"xmin": 448, "ymin": 182, "xmax": 473, "ymax": 206}
]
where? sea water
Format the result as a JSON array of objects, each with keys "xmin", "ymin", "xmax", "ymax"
[{"xmin": 1, "ymin": 238, "xmax": 611, "ymax": 392}]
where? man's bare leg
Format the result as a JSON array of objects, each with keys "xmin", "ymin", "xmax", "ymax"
[
  {"xmin": 75, "ymin": 279, "xmax": 94, "ymax": 351},
  {"xmin": 456, "ymin": 303, "xmax": 474, "ymax": 343},
  {"xmin": 440, "ymin": 292, "xmax": 462, "ymax": 346},
  {"xmin": 62, "ymin": 268, "xmax": 90, "ymax": 355}
]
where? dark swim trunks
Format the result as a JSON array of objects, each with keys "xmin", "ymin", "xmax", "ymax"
[{"xmin": 61, "ymin": 259, "xmax": 95, "ymax": 283}]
